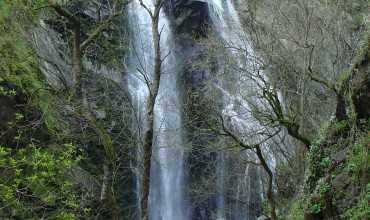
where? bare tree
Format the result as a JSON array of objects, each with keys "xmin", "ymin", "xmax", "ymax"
[
  {"xmin": 238, "ymin": 0, "xmax": 368, "ymax": 136},
  {"xmin": 137, "ymin": 0, "xmax": 165, "ymax": 219},
  {"xmin": 198, "ymin": 31, "xmax": 312, "ymax": 150},
  {"xmin": 204, "ymin": 111, "xmax": 278, "ymax": 220}
]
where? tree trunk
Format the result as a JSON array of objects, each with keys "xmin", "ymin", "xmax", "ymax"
[
  {"xmin": 140, "ymin": 14, "xmax": 162, "ymax": 220},
  {"xmin": 99, "ymin": 160, "xmax": 121, "ymax": 220},
  {"xmin": 100, "ymin": 160, "xmax": 112, "ymax": 202},
  {"xmin": 140, "ymin": 100, "xmax": 154, "ymax": 220},
  {"xmin": 256, "ymin": 147, "xmax": 277, "ymax": 220},
  {"xmin": 286, "ymin": 124, "xmax": 311, "ymax": 150},
  {"xmin": 71, "ymin": 23, "xmax": 82, "ymax": 99}
]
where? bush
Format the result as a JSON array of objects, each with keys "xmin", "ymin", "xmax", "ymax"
[{"xmin": 0, "ymin": 143, "xmax": 83, "ymax": 219}]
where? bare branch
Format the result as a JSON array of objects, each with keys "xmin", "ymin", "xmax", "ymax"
[
  {"xmin": 48, "ymin": 1, "xmax": 79, "ymax": 25},
  {"xmin": 138, "ymin": 0, "xmax": 153, "ymax": 18},
  {"xmin": 136, "ymin": 68, "xmax": 153, "ymax": 97},
  {"xmin": 81, "ymin": 11, "xmax": 123, "ymax": 51}
]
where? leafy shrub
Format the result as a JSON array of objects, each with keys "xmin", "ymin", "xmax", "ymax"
[
  {"xmin": 0, "ymin": 143, "xmax": 82, "ymax": 219},
  {"xmin": 305, "ymin": 143, "xmax": 329, "ymax": 193}
]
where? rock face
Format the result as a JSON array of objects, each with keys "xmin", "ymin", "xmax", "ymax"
[
  {"xmin": 352, "ymin": 51, "xmax": 370, "ymax": 120},
  {"xmin": 33, "ymin": 24, "xmax": 72, "ymax": 89},
  {"xmin": 169, "ymin": 1, "xmax": 222, "ymax": 218},
  {"xmin": 170, "ymin": 0, "xmax": 210, "ymax": 36}
]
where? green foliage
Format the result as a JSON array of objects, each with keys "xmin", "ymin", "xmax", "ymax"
[
  {"xmin": 0, "ymin": 0, "xmax": 48, "ymax": 27},
  {"xmin": 308, "ymin": 202, "xmax": 322, "ymax": 214},
  {"xmin": 285, "ymin": 198, "xmax": 305, "ymax": 220},
  {"xmin": 305, "ymin": 143, "xmax": 329, "ymax": 193},
  {"xmin": 336, "ymin": 70, "xmax": 351, "ymax": 87},
  {"xmin": 0, "ymin": 143, "xmax": 82, "ymax": 219},
  {"xmin": 353, "ymin": 14, "xmax": 365, "ymax": 27},
  {"xmin": 342, "ymin": 183, "xmax": 370, "ymax": 220},
  {"xmin": 301, "ymin": 119, "xmax": 369, "ymax": 218},
  {"xmin": 317, "ymin": 119, "xmax": 350, "ymax": 144},
  {"xmin": 0, "ymin": 85, "xmax": 16, "ymax": 96},
  {"xmin": 305, "ymin": 180, "xmax": 332, "ymax": 215},
  {"xmin": 0, "ymin": 1, "xmax": 127, "ymax": 218},
  {"xmin": 0, "ymin": 0, "xmax": 61, "ymax": 132},
  {"xmin": 303, "ymin": 135, "xmax": 336, "ymax": 215},
  {"xmin": 317, "ymin": 182, "xmax": 331, "ymax": 195},
  {"xmin": 345, "ymin": 132, "xmax": 370, "ymax": 181}
]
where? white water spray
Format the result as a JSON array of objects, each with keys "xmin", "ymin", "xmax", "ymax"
[{"xmin": 126, "ymin": 1, "xmax": 187, "ymax": 219}]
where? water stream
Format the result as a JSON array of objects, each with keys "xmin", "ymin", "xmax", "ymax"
[
  {"xmin": 207, "ymin": 1, "xmax": 264, "ymax": 219},
  {"xmin": 126, "ymin": 1, "xmax": 186, "ymax": 219},
  {"xmin": 126, "ymin": 0, "xmax": 264, "ymax": 219}
]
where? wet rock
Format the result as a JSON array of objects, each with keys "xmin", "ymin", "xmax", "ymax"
[
  {"xmin": 32, "ymin": 25, "xmax": 72, "ymax": 89},
  {"xmin": 171, "ymin": 0, "xmax": 210, "ymax": 36},
  {"xmin": 332, "ymin": 173, "xmax": 350, "ymax": 191},
  {"xmin": 331, "ymin": 148, "xmax": 348, "ymax": 163}
]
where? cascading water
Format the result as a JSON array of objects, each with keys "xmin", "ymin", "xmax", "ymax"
[
  {"xmin": 207, "ymin": 0, "xmax": 264, "ymax": 219},
  {"xmin": 126, "ymin": 0, "xmax": 270, "ymax": 219},
  {"xmin": 126, "ymin": 1, "xmax": 187, "ymax": 219}
]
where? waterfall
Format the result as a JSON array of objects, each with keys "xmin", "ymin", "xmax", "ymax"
[
  {"xmin": 125, "ymin": 0, "xmax": 268, "ymax": 219},
  {"xmin": 207, "ymin": 0, "xmax": 264, "ymax": 219},
  {"xmin": 126, "ymin": 1, "xmax": 187, "ymax": 219}
]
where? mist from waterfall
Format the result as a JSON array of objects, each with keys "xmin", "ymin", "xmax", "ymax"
[
  {"xmin": 126, "ymin": 0, "xmax": 187, "ymax": 219},
  {"xmin": 207, "ymin": 0, "xmax": 264, "ymax": 219}
]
